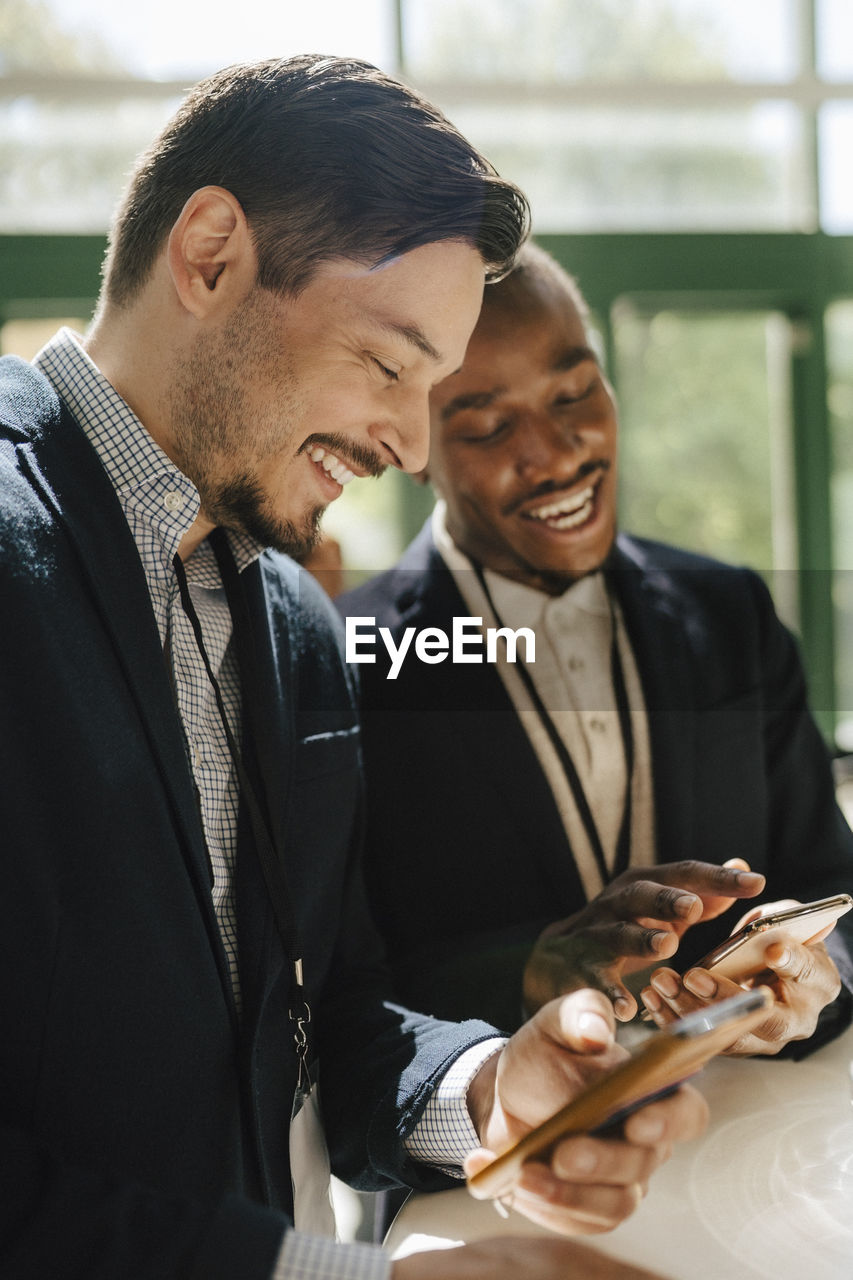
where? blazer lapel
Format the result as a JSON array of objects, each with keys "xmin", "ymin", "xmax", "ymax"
[
  {"xmin": 18, "ymin": 386, "xmax": 235, "ymax": 1009},
  {"xmin": 402, "ymin": 536, "xmax": 588, "ymax": 908},
  {"xmin": 609, "ymin": 536, "xmax": 697, "ymax": 865},
  {"xmin": 227, "ymin": 550, "xmax": 295, "ymax": 1007}
]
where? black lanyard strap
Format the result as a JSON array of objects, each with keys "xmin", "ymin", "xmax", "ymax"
[
  {"xmin": 472, "ymin": 563, "xmax": 633, "ymax": 886},
  {"xmin": 172, "ymin": 540, "xmax": 310, "ymax": 1061}
]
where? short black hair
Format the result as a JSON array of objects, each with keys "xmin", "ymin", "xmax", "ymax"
[
  {"xmin": 102, "ymin": 54, "xmax": 530, "ymax": 306},
  {"xmin": 481, "ymin": 241, "xmax": 589, "ymax": 320}
]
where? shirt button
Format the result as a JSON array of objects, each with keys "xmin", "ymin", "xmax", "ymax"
[
  {"xmin": 568, "ymin": 655, "xmax": 585, "ymax": 672},
  {"xmin": 589, "ymin": 716, "xmax": 607, "ymax": 733},
  {"xmin": 163, "ymin": 491, "xmax": 185, "ymax": 513}
]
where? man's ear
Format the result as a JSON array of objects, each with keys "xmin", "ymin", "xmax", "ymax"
[{"xmin": 167, "ymin": 186, "xmax": 256, "ymax": 319}]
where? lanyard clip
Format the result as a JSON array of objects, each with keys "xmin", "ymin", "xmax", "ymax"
[
  {"xmin": 290, "ymin": 998, "xmax": 312, "ymax": 1089},
  {"xmin": 289, "ymin": 958, "xmax": 312, "ymax": 1077},
  {"xmin": 290, "ymin": 998, "xmax": 311, "ymax": 1051}
]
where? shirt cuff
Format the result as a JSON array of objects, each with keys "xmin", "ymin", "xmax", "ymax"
[
  {"xmin": 403, "ymin": 1037, "xmax": 507, "ymax": 1173},
  {"xmin": 273, "ymin": 1230, "xmax": 391, "ymax": 1280}
]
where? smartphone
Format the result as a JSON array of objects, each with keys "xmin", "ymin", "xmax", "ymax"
[
  {"xmin": 466, "ymin": 987, "xmax": 774, "ymax": 1202},
  {"xmin": 693, "ymin": 893, "xmax": 852, "ymax": 982}
]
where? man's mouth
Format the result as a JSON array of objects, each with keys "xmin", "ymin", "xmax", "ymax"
[
  {"xmin": 306, "ymin": 445, "xmax": 356, "ymax": 487},
  {"xmin": 523, "ymin": 474, "xmax": 602, "ymax": 530}
]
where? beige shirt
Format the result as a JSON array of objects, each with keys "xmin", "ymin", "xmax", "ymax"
[{"xmin": 432, "ymin": 501, "xmax": 656, "ymax": 900}]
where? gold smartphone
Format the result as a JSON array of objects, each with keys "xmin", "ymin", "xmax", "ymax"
[
  {"xmin": 467, "ymin": 987, "xmax": 774, "ymax": 1202},
  {"xmin": 694, "ymin": 893, "xmax": 852, "ymax": 982}
]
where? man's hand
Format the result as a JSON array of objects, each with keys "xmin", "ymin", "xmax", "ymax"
[
  {"xmin": 393, "ymin": 1236, "xmax": 672, "ymax": 1280},
  {"xmin": 524, "ymin": 859, "xmax": 766, "ymax": 1021},
  {"xmin": 640, "ymin": 900, "xmax": 843, "ymax": 1055},
  {"xmin": 463, "ymin": 990, "xmax": 708, "ymax": 1236}
]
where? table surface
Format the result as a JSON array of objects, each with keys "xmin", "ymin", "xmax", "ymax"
[{"xmin": 386, "ymin": 1021, "xmax": 853, "ymax": 1279}]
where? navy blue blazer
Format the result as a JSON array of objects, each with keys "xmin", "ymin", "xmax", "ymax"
[
  {"xmin": 338, "ymin": 522, "xmax": 853, "ymax": 1041},
  {"xmin": 0, "ymin": 360, "xmax": 497, "ymax": 1280}
]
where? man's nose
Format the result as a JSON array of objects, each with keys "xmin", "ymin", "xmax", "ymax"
[
  {"xmin": 517, "ymin": 410, "xmax": 590, "ymax": 475},
  {"xmin": 369, "ymin": 389, "xmax": 431, "ymax": 474}
]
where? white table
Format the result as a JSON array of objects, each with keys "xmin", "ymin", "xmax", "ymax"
[{"xmin": 386, "ymin": 1023, "xmax": 853, "ymax": 1279}]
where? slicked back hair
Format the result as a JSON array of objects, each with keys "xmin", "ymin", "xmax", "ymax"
[{"xmin": 102, "ymin": 54, "xmax": 530, "ymax": 307}]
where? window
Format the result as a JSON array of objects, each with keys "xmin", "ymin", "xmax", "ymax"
[
  {"xmin": 0, "ymin": 0, "xmax": 393, "ymax": 232},
  {"xmin": 438, "ymin": 100, "xmax": 811, "ymax": 233},
  {"xmin": 613, "ymin": 306, "xmax": 796, "ymax": 586}
]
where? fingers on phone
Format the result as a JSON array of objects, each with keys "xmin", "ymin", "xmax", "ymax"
[
  {"xmin": 622, "ymin": 879, "xmax": 702, "ymax": 925},
  {"xmin": 639, "ymin": 984, "xmax": 662, "ymax": 1014},
  {"xmin": 602, "ymin": 918, "xmax": 679, "ymax": 960},
  {"xmin": 764, "ymin": 937, "xmax": 840, "ymax": 1000},
  {"xmin": 682, "ymin": 968, "xmax": 717, "ymax": 998},
  {"xmin": 639, "ymin": 979, "xmax": 693, "ymax": 1022},
  {"xmin": 511, "ymin": 1173, "xmax": 645, "ymax": 1235},
  {"xmin": 548, "ymin": 1135, "xmax": 659, "ymax": 1187},
  {"xmin": 763, "ymin": 940, "xmax": 795, "ymax": 973},
  {"xmin": 641, "ymin": 967, "xmax": 743, "ymax": 1021},
  {"xmin": 648, "ymin": 968, "xmax": 681, "ymax": 1001},
  {"xmin": 658, "ymin": 860, "xmax": 765, "ymax": 898},
  {"xmin": 622, "ymin": 1083, "xmax": 709, "ymax": 1147},
  {"xmin": 639, "ymin": 983, "xmax": 680, "ymax": 1026}
]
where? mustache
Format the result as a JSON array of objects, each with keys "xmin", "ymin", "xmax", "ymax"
[
  {"xmin": 503, "ymin": 459, "xmax": 610, "ymax": 517},
  {"xmin": 301, "ymin": 432, "xmax": 386, "ymax": 479}
]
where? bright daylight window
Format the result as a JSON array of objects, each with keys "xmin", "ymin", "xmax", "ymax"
[{"xmin": 403, "ymin": 0, "xmax": 812, "ymax": 232}]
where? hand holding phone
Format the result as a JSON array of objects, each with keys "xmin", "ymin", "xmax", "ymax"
[
  {"xmin": 467, "ymin": 987, "xmax": 774, "ymax": 1202},
  {"xmin": 694, "ymin": 894, "xmax": 852, "ymax": 982}
]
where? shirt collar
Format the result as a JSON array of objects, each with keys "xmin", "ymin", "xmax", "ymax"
[{"xmin": 431, "ymin": 497, "xmax": 608, "ymax": 631}]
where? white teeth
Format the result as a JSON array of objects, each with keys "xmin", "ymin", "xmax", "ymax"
[
  {"xmin": 549, "ymin": 500, "xmax": 593, "ymax": 529},
  {"xmin": 308, "ymin": 445, "xmax": 355, "ymax": 486},
  {"xmin": 528, "ymin": 485, "xmax": 594, "ymax": 522}
]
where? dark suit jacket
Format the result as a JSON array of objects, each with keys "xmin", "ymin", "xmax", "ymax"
[
  {"xmin": 0, "ymin": 360, "xmax": 496, "ymax": 1280},
  {"xmin": 338, "ymin": 522, "xmax": 853, "ymax": 1042}
]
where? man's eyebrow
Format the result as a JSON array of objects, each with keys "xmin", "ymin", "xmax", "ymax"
[
  {"xmin": 440, "ymin": 387, "xmax": 504, "ymax": 422},
  {"xmin": 374, "ymin": 317, "xmax": 442, "ymax": 363},
  {"xmin": 553, "ymin": 344, "xmax": 599, "ymax": 372},
  {"xmin": 439, "ymin": 344, "xmax": 599, "ymax": 421}
]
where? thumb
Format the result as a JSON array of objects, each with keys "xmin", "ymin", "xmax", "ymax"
[
  {"xmin": 462, "ymin": 1147, "xmax": 497, "ymax": 1178},
  {"xmin": 596, "ymin": 973, "xmax": 640, "ymax": 1023},
  {"xmin": 537, "ymin": 988, "xmax": 616, "ymax": 1053}
]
